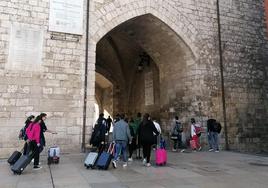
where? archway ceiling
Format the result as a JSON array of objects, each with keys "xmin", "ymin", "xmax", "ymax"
[
  {"xmin": 96, "ymin": 14, "xmax": 193, "ymax": 85},
  {"xmin": 95, "ymin": 72, "xmax": 113, "ymax": 89}
]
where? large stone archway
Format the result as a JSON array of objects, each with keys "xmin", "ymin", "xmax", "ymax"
[{"xmin": 91, "ymin": 11, "xmax": 203, "ymax": 145}]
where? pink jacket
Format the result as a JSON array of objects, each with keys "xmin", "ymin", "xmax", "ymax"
[{"xmin": 26, "ymin": 123, "xmax": 41, "ymax": 144}]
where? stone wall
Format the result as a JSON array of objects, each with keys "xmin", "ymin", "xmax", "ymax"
[
  {"xmin": 0, "ymin": 0, "xmax": 267, "ymax": 157},
  {"xmin": 0, "ymin": 0, "xmax": 92, "ymax": 158}
]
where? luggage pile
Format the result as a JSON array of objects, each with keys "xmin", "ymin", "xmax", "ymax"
[{"xmin": 84, "ymin": 143, "xmax": 115, "ymax": 170}]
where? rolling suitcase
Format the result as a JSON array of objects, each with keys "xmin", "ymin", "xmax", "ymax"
[
  {"xmin": 7, "ymin": 150, "xmax": 22, "ymax": 165},
  {"xmin": 47, "ymin": 146, "xmax": 60, "ymax": 165},
  {"xmin": 84, "ymin": 144, "xmax": 105, "ymax": 169},
  {"xmin": 84, "ymin": 152, "xmax": 99, "ymax": 169},
  {"xmin": 11, "ymin": 154, "xmax": 32, "ymax": 175},
  {"xmin": 155, "ymin": 136, "xmax": 167, "ymax": 166},
  {"xmin": 155, "ymin": 148, "xmax": 167, "ymax": 165},
  {"xmin": 96, "ymin": 143, "xmax": 115, "ymax": 170}
]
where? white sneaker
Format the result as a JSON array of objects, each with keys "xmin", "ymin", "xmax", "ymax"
[
  {"xmin": 128, "ymin": 157, "xmax": 133, "ymax": 162},
  {"xmin": 209, "ymin": 149, "xmax": 214, "ymax": 152},
  {"xmin": 215, "ymin": 150, "xmax": 220, "ymax": 153},
  {"xmin": 123, "ymin": 163, "xmax": 128, "ymax": 168},
  {"xmin": 198, "ymin": 147, "xmax": 202, "ymax": 151},
  {"xmin": 142, "ymin": 158, "xmax": 146, "ymax": 165},
  {"xmin": 180, "ymin": 149, "xmax": 185, "ymax": 153},
  {"xmin": 172, "ymin": 149, "xmax": 177, "ymax": 152},
  {"xmin": 146, "ymin": 163, "xmax": 151, "ymax": 167},
  {"xmin": 112, "ymin": 160, "xmax": 117, "ymax": 168}
]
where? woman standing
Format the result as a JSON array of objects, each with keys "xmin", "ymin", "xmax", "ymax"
[{"xmin": 138, "ymin": 113, "xmax": 159, "ymax": 167}]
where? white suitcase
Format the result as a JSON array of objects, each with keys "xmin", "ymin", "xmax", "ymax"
[
  {"xmin": 84, "ymin": 152, "xmax": 99, "ymax": 169},
  {"xmin": 48, "ymin": 146, "xmax": 60, "ymax": 164}
]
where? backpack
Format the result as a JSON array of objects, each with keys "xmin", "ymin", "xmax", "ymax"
[
  {"xmin": 194, "ymin": 124, "xmax": 202, "ymax": 137},
  {"xmin": 19, "ymin": 122, "xmax": 32, "ymax": 140},
  {"xmin": 214, "ymin": 122, "xmax": 222, "ymax": 133},
  {"xmin": 25, "ymin": 123, "xmax": 35, "ymax": 140}
]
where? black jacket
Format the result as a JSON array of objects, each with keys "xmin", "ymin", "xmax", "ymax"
[
  {"xmin": 207, "ymin": 119, "xmax": 217, "ymax": 132},
  {"xmin": 138, "ymin": 120, "xmax": 159, "ymax": 145}
]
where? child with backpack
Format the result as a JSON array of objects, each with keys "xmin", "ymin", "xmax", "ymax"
[
  {"xmin": 26, "ymin": 115, "xmax": 42, "ymax": 170},
  {"xmin": 190, "ymin": 118, "xmax": 202, "ymax": 151},
  {"xmin": 19, "ymin": 115, "xmax": 35, "ymax": 155}
]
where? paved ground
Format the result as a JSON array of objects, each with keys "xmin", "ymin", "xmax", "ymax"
[{"xmin": 1, "ymin": 150, "xmax": 268, "ymax": 188}]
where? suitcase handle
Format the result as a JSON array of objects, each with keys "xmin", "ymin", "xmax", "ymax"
[{"xmin": 107, "ymin": 143, "xmax": 115, "ymax": 154}]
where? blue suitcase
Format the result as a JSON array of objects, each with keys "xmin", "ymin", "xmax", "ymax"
[{"xmin": 96, "ymin": 143, "xmax": 114, "ymax": 170}]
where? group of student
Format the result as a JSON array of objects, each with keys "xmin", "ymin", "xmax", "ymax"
[
  {"xmin": 90, "ymin": 112, "xmax": 161, "ymax": 168},
  {"xmin": 90, "ymin": 112, "xmax": 222, "ymax": 168},
  {"xmin": 170, "ymin": 116, "xmax": 221, "ymax": 153},
  {"xmin": 19, "ymin": 113, "xmax": 57, "ymax": 170}
]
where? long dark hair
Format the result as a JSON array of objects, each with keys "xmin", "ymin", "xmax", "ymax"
[
  {"xmin": 142, "ymin": 113, "xmax": 150, "ymax": 126},
  {"xmin": 33, "ymin": 115, "xmax": 42, "ymax": 123},
  {"xmin": 25, "ymin": 115, "xmax": 35, "ymax": 125}
]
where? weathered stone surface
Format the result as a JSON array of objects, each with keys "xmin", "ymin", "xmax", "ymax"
[{"xmin": 0, "ymin": 0, "xmax": 267, "ymax": 158}]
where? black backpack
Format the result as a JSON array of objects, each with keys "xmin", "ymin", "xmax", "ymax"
[{"xmin": 214, "ymin": 122, "xmax": 222, "ymax": 133}]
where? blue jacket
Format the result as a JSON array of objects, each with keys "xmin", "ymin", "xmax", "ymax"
[{"xmin": 113, "ymin": 120, "xmax": 132, "ymax": 142}]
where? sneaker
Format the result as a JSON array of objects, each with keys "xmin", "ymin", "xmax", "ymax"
[
  {"xmin": 146, "ymin": 163, "xmax": 151, "ymax": 167},
  {"xmin": 215, "ymin": 150, "xmax": 220, "ymax": 153},
  {"xmin": 209, "ymin": 149, "xmax": 214, "ymax": 152},
  {"xmin": 123, "ymin": 163, "xmax": 128, "ymax": 168},
  {"xmin": 172, "ymin": 149, "xmax": 177, "ymax": 152},
  {"xmin": 112, "ymin": 160, "xmax": 117, "ymax": 168},
  {"xmin": 128, "ymin": 157, "xmax": 133, "ymax": 162},
  {"xmin": 180, "ymin": 149, "xmax": 185, "ymax": 153},
  {"xmin": 33, "ymin": 166, "xmax": 42, "ymax": 170},
  {"xmin": 142, "ymin": 158, "xmax": 146, "ymax": 165},
  {"xmin": 198, "ymin": 147, "xmax": 202, "ymax": 151}
]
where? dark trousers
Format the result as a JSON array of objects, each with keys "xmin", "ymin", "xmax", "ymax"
[
  {"xmin": 129, "ymin": 138, "xmax": 137, "ymax": 158},
  {"xmin": 142, "ymin": 143, "xmax": 152, "ymax": 163},
  {"xmin": 173, "ymin": 134, "xmax": 183, "ymax": 150},
  {"xmin": 30, "ymin": 141, "xmax": 40, "ymax": 166},
  {"xmin": 23, "ymin": 142, "xmax": 28, "ymax": 155}
]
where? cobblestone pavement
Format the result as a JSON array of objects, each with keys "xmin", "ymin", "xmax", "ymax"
[{"xmin": 1, "ymin": 151, "xmax": 268, "ymax": 188}]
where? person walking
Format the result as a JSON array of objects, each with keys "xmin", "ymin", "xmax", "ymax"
[
  {"xmin": 152, "ymin": 118, "xmax": 161, "ymax": 150},
  {"xmin": 90, "ymin": 113, "xmax": 107, "ymax": 148},
  {"xmin": 20, "ymin": 115, "xmax": 35, "ymax": 155},
  {"xmin": 112, "ymin": 114, "xmax": 132, "ymax": 168},
  {"xmin": 106, "ymin": 116, "xmax": 113, "ymax": 133},
  {"xmin": 138, "ymin": 113, "xmax": 159, "ymax": 167},
  {"xmin": 25, "ymin": 115, "xmax": 42, "ymax": 170},
  {"xmin": 134, "ymin": 112, "xmax": 142, "ymax": 159},
  {"xmin": 207, "ymin": 119, "xmax": 221, "ymax": 152},
  {"xmin": 190, "ymin": 118, "xmax": 202, "ymax": 151},
  {"xmin": 128, "ymin": 118, "xmax": 138, "ymax": 161},
  {"xmin": 170, "ymin": 116, "xmax": 184, "ymax": 152},
  {"xmin": 39, "ymin": 113, "xmax": 57, "ymax": 153}
]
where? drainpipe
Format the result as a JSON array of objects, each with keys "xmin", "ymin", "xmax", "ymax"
[
  {"xmin": 82, "ymin": 0, "xmax": 90, "ymax": 152},
  {"xmin": 216, "ymin": 0, "xmax": 229, "ymax": 150}
]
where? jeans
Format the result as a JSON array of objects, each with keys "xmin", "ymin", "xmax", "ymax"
[
  {"xmin": 114, "ymin": 141, "xmax": 128, "ymax": 162},
  {"xmin": 208, "ymin": 132, "xmax": 219, "ymax": 150}
]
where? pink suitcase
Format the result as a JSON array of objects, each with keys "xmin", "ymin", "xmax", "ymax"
[{"xmin": 155, "ymin": 148, "xmax": 167, "ymax": 166}]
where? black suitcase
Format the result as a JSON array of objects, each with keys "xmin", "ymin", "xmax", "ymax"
[
  {"xmin": 7, "ymin": 151, "xmax": 22, "ymax": 165},
  {"xmin": 11, "ymin": 154, "xmax": 33, "ymax": 175}
]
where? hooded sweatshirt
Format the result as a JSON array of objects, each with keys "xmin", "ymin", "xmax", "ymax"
[{"xmin": 26, "ymin": 123, "xmax": 41, "ymax": 144}]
